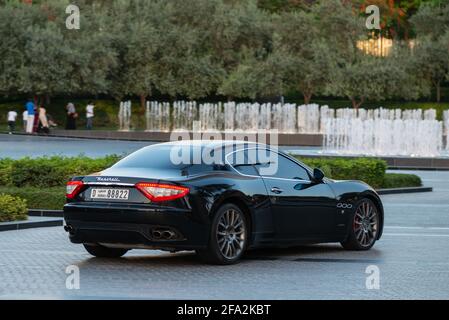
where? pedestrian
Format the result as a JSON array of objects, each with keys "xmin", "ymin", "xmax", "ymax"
[
  {"xmin": 85, "ymin": 101, "xmax": 95, "ymax": 130},
  {"xmin": 38, "ymin": 105, "xmax": 50, "ymax": 134},
  {"xmin": 25, "ymin": 98, "xmax": 35, "ymax": 133},
  {"xmin": 22, "ymin": 110, "xmax": 28, "ymax": 132},
  {"xmin": 7, "ymin": 110, "xmax": 17, "ymax": 134},
  {"xmin": 65, "ymin": 102, "xmax": 77, "ymax": 130},
  {"xmin": 33, "ymin": 104, "xmax": 39, "ymax": 133}
]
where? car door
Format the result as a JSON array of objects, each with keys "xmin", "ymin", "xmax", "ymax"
[{"xmin": 255, "ymin": 151, "xmax": 338, "ymax": 241}]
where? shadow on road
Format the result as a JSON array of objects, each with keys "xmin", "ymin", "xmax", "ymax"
[{"xmin": 75, "ymin": 244, "xmax": 379, "ymax": 268}]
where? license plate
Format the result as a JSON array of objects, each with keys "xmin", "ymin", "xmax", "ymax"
[{"xmin": 90, "ymin": 188, "xmax": 130, "ymax": 200}]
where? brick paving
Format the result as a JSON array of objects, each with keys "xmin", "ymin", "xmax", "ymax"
[{"xmin": 0, "ymin": 170, "xmax": 448, "ymax": 299}]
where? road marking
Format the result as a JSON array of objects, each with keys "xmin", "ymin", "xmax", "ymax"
[
  {"xmin": 383, "ymin": 204, "xmax": 449, "ymax": 208},
  {"xmin": 385, "ymin": 226, "xmax": 449, "ymax": 231},
  {"xmin": 293, "ymin": 258, "xmax": 382, "ymax": 264},
  {"xmin": 384, "ymin": 233, "xmax": 449, "ymax": 237}
]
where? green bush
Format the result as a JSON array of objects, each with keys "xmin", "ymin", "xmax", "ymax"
[
  {"xmin": 0, "ymin": 187, "xmax": 65, "ymax": 210},
  {"xmin": 382, "ymin": 173, "xmax": 422, "ymax": 189},
  {"xmin": 298, "ymin": 157, "xmax": 387, "ymax": 188},
  {"xmin": 0, "ymin": 158, "xmax": 13, "ymax": 185},
  {"xmin": 9, "ymin": 155, "xmax": 121, "ymax": 187},
  {"xmin": 0, "ymin": 194, "xmax": 28, "ymax": 222}
]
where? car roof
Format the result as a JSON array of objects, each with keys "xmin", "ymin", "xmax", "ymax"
[{"xmin": 158, "ymin": 140, "xmax": 267, "ymax": 150}]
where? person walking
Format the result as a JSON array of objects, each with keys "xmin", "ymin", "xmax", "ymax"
[
  {"xmin": 65, "ymin": 102, "xmax": 77, "ymax": 130},
  {"xmin": 7, "ymin": 110, "xmax": 17, "ymax": 134},
  {"xmin": 85, "ymin": 101, "xmax": 95, "ymax": 130},
  {"xmin": 22, "ymin": 110, "xmax": 28, "ymax": 132},
  {"xmin": 38, "ymin": 105, "xmax": 50, "ymax": 134},
  {"xmin": 32, "ymin": 104, "xmax": 39, "ymax": 133},
  {"xmin": 25, "ymin": 99, "xmax": 35, "ymax": 133}
]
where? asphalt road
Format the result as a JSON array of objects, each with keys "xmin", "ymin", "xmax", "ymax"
[
  {"xmin": 0, "ymin": 170, "xmax": 448, "ymax": 300},
  {"xmin": 0, "ymin": 134, "xmax": 156, "ymax": 158},
  {"xmin": 0, "ymin": 133, "xmax": 321, "ymax": 159}
]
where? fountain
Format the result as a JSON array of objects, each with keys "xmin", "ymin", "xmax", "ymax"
[
  {"xmin": 323, "ymin": 112, "xmax": 443, "ymax": 157},
  {"xmin": 118, "ymin": 101, "xmax": 132, "ymax": 131},
  {"xmin": 145, "ymin": 101, "xmax": 170, "ymax": 132},
  {"xmin": 444, "ymin": 110, "xmax": 449, "ymax": 151},
  {"xmin": 142, "ymin": 100, "xmax": 447, "ymax": 157}
]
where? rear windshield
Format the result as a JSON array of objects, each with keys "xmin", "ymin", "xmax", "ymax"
[
  {"xmin": 112, "ymin": 145, "xmax": 219, "ymax": 173},
  {"xmin": 113, "ymin": 146, "xmax": 185, "ymax": 170}
]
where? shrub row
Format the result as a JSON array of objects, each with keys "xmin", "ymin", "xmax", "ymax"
[
  {"xmin": 298, "ymin": 157, "xmax": 388, "ymax": 188},
  {"xmin": 382, "ymin": 173, "xmax": 422, "ymax": 189},
  {"xmin": 0, "ymin": 155, "xmax": 422, "ymax": 211},
  {"xmin": 0, "ymin": 187, "xmax": 66, "ymax": 211},
  {"xmin": 0, "ymin": 194, "xmax": 28, "ymax": 222},
  {"xmin": 2, "ymin": 155, "xmax": 121, "ymax": 188}
]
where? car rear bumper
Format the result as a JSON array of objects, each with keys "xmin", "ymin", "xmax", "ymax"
[{"xmin": 63, "ymin": 203, "xmax": 210, "ymax": 250}]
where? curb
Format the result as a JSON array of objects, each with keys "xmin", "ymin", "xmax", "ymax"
[
  {"xmin": 376, "ymin": 186, "xmax": 433, "ymax": 195},
  {"xmin": 0, "ymin": 218, "xmax": 63, "ymax": 232},
  {"xmin": 28, "ymin": 209, "xmax": 63, "ymax": 218}
]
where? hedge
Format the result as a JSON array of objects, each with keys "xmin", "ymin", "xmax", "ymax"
[
  {"xmin": 0, "ymin": 155, "xmax": 423, "ymax": 211},
  {"xmin": 382, "ymin": 173, "xmax": 422, "ymax": 189},
  {"xmin": 298, "ymin": 157, "xmax": 388, "ymax": 188},
  {"xmin": 0, "ymin": 187, "xmax": 65, "ymax": 211},
  {"xmin": 0, "ymin": 158, "xmax": 13, "ymax": 186},
  {"xmin": 0, "ymin": 194, "xmax": 28, "ymax": 222},
  {"xmin": 7, "ymin": 155, "xmax": 121, "ymax": 188}
]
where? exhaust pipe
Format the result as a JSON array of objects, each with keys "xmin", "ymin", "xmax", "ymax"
[
  {"xmin": 152, "ymin": 230, "xmax": 162, "ymax": 240},
  {"xmin": 151, "ymin": 228, "xmax": 177, "ymax": 240},
  {"xmin": 64, "ymin": 225, "xmax": 73, "ymax": 233},
  {"xmin": 162, "ymin": 230, "xmax": 176, "ymax": 240}
]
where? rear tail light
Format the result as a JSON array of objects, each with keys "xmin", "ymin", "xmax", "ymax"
[
  {"xmin": 66, "ymin": 181, "xmax": 84, "ymax": 199},
  {"xmin": 135, "ymin": 183, "xmax": 189, "ymax": 202}
]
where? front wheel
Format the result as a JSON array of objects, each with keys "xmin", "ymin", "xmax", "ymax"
[
  {"xmin": 197, "ymin": 204, "xmax": 248, "ymax": 265},
  {"xmin": 341, "ymin": 198, "xmax": 379, "ymax": 251},
  {"xmin": 83, "ymin": 244, "xmax": 129, "ymax": 258}
]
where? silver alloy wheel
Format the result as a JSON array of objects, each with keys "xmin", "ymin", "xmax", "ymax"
[
  {"xmin": 216, "ymin": 208, "xmax": 246, "ymax": 260},
  {"xmin": 353, "ymin": 200, "xmax": 378, "ymax": 247}
]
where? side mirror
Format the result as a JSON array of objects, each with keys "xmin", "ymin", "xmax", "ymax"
[{"xmin": 313, "ymin": 168, "xmax": 325, "ymax": 182}]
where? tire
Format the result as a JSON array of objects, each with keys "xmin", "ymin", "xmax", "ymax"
[
  {"xmin": 83, "ymin": 244, "xmax": 129, "ymax": 258},
  {"xmin": 196, "ymin": 203, "xmax": 249, "ymax": 265},
  {"xmin": 341, "ymin": 198, "xmax": 380, "ymax": 251}
]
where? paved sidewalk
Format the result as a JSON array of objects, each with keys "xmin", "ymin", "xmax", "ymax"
[{"xmin": 0, "ymin": 170, "xmax": 448, "ymax": 299}]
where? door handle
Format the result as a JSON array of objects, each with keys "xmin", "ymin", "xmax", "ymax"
[{"xmin": 271, "ymin": 187, "xmax": 284, "ymax": 194}]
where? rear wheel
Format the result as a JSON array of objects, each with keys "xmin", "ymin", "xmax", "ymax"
[
  {"xmin": 197, "ymin": 203, "xmax": 248, "ymax": 265},
  {"xmin": 83, "ymin": 244, "xmax": 129, "ymax": 258},
  {"xmin": 341, "ymin": 198, "xmax": 379, "ymax": 250}
]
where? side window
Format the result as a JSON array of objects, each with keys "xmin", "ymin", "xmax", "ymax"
[
  {"xmin": 227, "ymin": 149, "xmax": 259, "ymax": 176},
  {"xmin": 255, "ymin": 152, "xmax": 310, "ymax": 181}
]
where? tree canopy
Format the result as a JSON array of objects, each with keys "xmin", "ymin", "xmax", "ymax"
[{"xmin": 0, "ymin": 0, "xmax": 448, "ymax": 108}]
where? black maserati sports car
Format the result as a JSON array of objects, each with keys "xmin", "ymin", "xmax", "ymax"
[{"xmin": 64, "ymin": 140, "xmax": 384, "ymax": 265}]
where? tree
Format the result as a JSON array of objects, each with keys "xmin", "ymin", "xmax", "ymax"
[
  {"xmin": 0, "ymin": 0, "xmax": 116, "ymax": 103},
  {"xmin": 0, "ymin": 3, "xmax": 29, "ymax": 97},
  {"xmin": 410, "ymin": 0, "xmax": 449, "ymax": 39},
  {"xmin": 272, "ymin": 9, "xmax": 330, "ymax": 104},
  {"xmin": 105, "ymin": 0, "xmax": 168, "ymax": 106},
  {"xmin": 207, "ymin": 0, "xmax": 273, "ymax": 100},
  {"xmin": 326, "ymin": 52, "xmax": 410, "ymax": 109},
  {"xmin": 412, "ymin": 34, "xmax": 449, "ymax": 102},
  {"xmin": 218, "ymin": 48, "xmax": 283, "ymax": 99},
  {"xmin": 411, "ymin": 2, "xmax": 449, "ymax": 102},
  {"xmin": 257, "ymin": 0, "xmax": 310, "ymax": 12}
]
